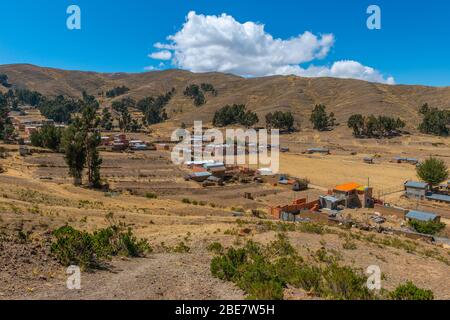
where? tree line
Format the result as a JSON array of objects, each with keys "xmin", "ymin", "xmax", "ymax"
[
  {"xmin": 183, "ymin": 83, "xmax": 217, "ymax": 107},
  {"xmin": 418, "ymin": 103, "xmax": 450, "ymax": 136},
  {"xmin": 212, "ymin": 104, "xmax": 296, "ymax": 131},
  {"xmin": 212, "ymin": 104, "xmax": 259, "ymax": 127},
  {"xmin": 105, "ymin": 86, "xmax": 130, "ymax": 98},
  {"xmin": 347, "ymin": 114, "xmax": 405, "ymax": 138},
  {"xmin": 136, "ymin": 88, "xmax": 175, "ymax": 125}
]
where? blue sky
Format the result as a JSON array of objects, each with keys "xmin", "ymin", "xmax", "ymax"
[{"xmin": 0, "ymin": 0, "xmax": 449, "ymax": 86}]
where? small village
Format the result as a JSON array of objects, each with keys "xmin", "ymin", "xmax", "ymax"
[{"xmin": 4, "ymin": 106, "xmax": 449, "ymax": 252}]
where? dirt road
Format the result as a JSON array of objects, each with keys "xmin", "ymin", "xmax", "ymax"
[{"xmin": 11, "ymin": 253, "xmax": 244, "ymax": 300}]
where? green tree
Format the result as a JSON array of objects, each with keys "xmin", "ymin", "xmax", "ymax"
[
  {"xmin": 310, "ymin": 104, "xmax": 334, "ymax": 131},
  {"xmin": 347, "ymin": 114, "xmax": 405, "ymax": 138},
  {"xmin": 79, "ymin": 97, "xmax": 102, "ymax": 188},
  {"xmin": 416, "ymin": 157, "xmax": 449, "ymax": 187},
  {"xmin": 2, "ymin": 123, "xmax": 15, "ymax": 142},
  {"xmin": 137, "ymin": 90, "xmax": 174, "ymax": 125},
  {"xmin": 347, "ymin": 114, "xmax": 365, "ymax": 137},
  {"xmin": 213, "ymin": 104, "xmax": 258, "ymax": 127},
  {"xmin": 61, "ymin": 94, "xmax": 103, "ymax": 187},
  {"xmin": 266, "ymin": 111, "xmax": 295, "ymax": 132},
  {"xmin": 0, "ymin": 93, "xmax": 12, "ymax": 140},
  {"xmin": 418, "ymin": 103, "xmax": 450, "ymax": 136},
  {"xmin": 105, "ymin": 86, "xmax": 130, "ymax": 98},
  {"xmin": 0, "ymin": 74, "xmax": 11, "ymax": 87},
  {"xmin": 62, "ymin": 119, "xmax": 87, "ymax": 185},
  {"xmin": 29, "ymin": 124, "xmax": 63, "ymax": 151},
  {"xmin": 100, "ymin": 108, "xmax": 113, "ymax": 130},
  {"xmin": 184, "ymin": 84, "xmax": 206, "ymax": 106}
]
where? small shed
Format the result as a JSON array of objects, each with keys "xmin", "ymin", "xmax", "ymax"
[
  {"xmin": 307, "ymin": 148, "xmax": 330, "ymax": 155},
  {"xmin": 404, "ymin": 181, "xmax": 429, "ymax": 200},
  {"xmin": 363, "ymin": 157, "xmax": 374, "ymax": 164},
  {"xmin": 257, "ymin": 168, "xmax": 274, "ymax": 176},
  {"xmin": 405, "ymin": 210, "xmax": 440, "ymax": 223},
  {"xmin": 320, "ymin": 195, "xmax": 341, "ymax": 210},
  {"xmin": 189, "ymin": 171, "xmax": 212, "ymax": 182}
]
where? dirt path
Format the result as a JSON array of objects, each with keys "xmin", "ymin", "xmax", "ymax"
[{"xmin": 13, "ymin": 253, "xmax": 244, "ymax": 300}]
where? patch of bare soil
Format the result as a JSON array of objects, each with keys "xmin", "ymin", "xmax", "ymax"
[{"xmin": 0, "ymin": 231, "xmax": 61, "ymax": 298}]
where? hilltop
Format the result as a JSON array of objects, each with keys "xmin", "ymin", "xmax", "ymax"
[{"xmin": 1, "ymin": 63, "xmax": 450, "ymax": 129}]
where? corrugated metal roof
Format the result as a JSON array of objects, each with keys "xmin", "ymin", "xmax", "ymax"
[
  {"xmin": 334, "ymin": 182, "xmax": 361, "ymax": 192},
  {"xmin": 406, "ymin": 210, "xmax": 438, "ymax": 222},
  {"xmin": 404, "ymin": 181, "xmax": 428, "ymax": 189},
  {"xmin": 426, "ymin": 193, "xmax": 450, "ymax": 203},
  {"xmin": 308, "ymin": 148, "xmax": 329, "ymax": 152},
  {"xmin": 191, "ymin": 172, "xmax": 212, "ymax": 177},
  {"xmin": 321, "ymin": 195, "xmax": 339, "ymax": 202}
]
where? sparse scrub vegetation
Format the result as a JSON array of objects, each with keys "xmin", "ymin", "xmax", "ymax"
[
  {"xmin": 211, "ymin": 234, "xmax": 433, "ymax": 300},
  {"xmin": 210, "ymin": 234, "xmax": 381, "ymax": 300}
]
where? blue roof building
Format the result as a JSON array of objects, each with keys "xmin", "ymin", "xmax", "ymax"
[
  {"xmin": 426, "ymin": 193, "xmax": 450, "ymax": 203},
  {"xmin": 404, "ymin": 181, "xmax": 429, "ymax": 200},
  {"xmin": 404, "ymin": 181, "xmax": 428, "ymax": 189},
  {"xmin": 406, "ymin": 210, "xmax": 439, "ymax": 222}
]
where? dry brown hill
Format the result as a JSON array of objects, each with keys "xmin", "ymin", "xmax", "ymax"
[{"xmin": 1, "ymin": 63, "xmax": 450, "ymax": 129}]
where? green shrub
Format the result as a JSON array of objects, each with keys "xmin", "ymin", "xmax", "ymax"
[
  {"xmin": 51, "ymin": 224, "xmax": 151, "ymax": 270},
  {"xmin": 390, "ymin": 281, "xmax": 434, "ymax": 300},
  {"xmin": 409, "ymin": 219, "xmax": 446, "ymax": 235},
  {"xmin": 320, "ymin": 264, "xmax": 374, "ymax": 300},
  {"xmin": 51, "ymin": 226, "xmax": 98, "ymax": 269},
  {"xmin": 342, "ymin": 240, "xmax": 358, "ymax": 250},
  {"xmin": 210, "ymin": 235, "xmax": 383, "ymax": 300},
  {"xmin": 298, "ymin": 222, "xmax": 324, "ymax": 234},
  {"xmin": 211, "ymin": 247, "xmax": 247, "ymax": 281},
  {"xmin": 207, "ymin": 242, "xmax": 224, "ymax": 255},
  {"xmin": 182, "ymin": 198, "xmax": 191, "ymax": 204},
  {"xmin": 145, "ymin": 192, "xmax": 157, "ymax": 199},
  {"xmin": 173, "ymin": 241, "xmax": 191, "ymax": 253}
]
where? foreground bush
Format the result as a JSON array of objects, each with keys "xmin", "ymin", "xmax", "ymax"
[
  {"xmin": 51, "ymin": 224, "xmax": 151, "ymax": 270},
  {"xmin": 210, "ymin": 234, "xmax": 432, "ymax": 300},
  {"xmin": 409, "ymin": 219, "xmax": 446, "ymax": 235},
  {"xmin": 390, "ymin": 281, "xmax": 434, "ymax": 300},
  {"xmin": 210, "ymin": 234, "xmax": 375, "ymax": 300}
]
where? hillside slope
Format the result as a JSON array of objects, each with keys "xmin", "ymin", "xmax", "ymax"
[{"xmin": 1, "ymin": 64, "xmax": 450, "ymax": 129}]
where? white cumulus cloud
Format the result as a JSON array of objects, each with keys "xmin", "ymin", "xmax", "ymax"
[
  {"xmin": 149, "ymin": 11, "xmax": 394, "ymax": 84},
  {"xmin": 148, "ymin": 50, "xmax": 172, "ymax": 60}
]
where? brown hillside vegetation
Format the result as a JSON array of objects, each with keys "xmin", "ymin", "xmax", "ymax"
[{"xmin": 1, "ymin": 64, "xmax": 450, "ymax": 130}]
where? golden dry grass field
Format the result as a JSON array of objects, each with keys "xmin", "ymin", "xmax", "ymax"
[{"xmin": 1, "ymin": 131, "xmax": 449, "ymax": 299}]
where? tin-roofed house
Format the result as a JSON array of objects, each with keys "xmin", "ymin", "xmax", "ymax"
[
  {"xmin": 404, "ymin": 181, "xmax": 429, "ymax": 200},
  {"xmin": 332, "ymin": 183, "xmax": 362, "ymax": 208},
  {"xmin": 405, "ymin": 210, "xmax": 440, "ymax": 223}
]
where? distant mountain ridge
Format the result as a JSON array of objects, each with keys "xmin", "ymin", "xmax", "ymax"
[{"xmin": 1, "ymin": 63, "xmax": 449, "ymax": 129}]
